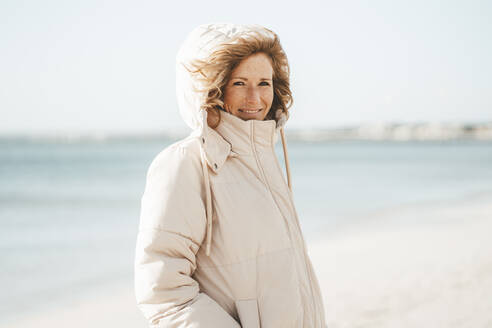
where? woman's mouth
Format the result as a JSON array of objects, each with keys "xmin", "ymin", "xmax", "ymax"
[{"xmin": 238, "ymin": 108, "xmax": 262, "ymax": 114}]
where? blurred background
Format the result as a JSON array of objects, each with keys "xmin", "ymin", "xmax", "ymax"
[{"xmin": 1, "ymin": 0, "xmax": 491, "ymax": 327}]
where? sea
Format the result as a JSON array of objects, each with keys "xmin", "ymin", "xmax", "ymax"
[{"xmin": 1, "ymin": 137, "xmax": 491, "ymax": 323}]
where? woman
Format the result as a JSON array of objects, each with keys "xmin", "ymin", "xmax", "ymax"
[{"xmin": 134, "ymin": 23, "xmax": 327, "ymax": 328}]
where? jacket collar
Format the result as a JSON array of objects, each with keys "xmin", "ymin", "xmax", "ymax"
[
  {"xmin": 214, "ymin": 110, "xmax": 278, "ymax": 155},
  {"xmin": 194, "ymin": 109, "xmax": 280, "ymax": 174},
  {"xmin": 192, "ymin": 125, "xmax": 231, "ymax": 175}
]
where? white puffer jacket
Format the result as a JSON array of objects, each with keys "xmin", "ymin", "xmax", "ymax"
[{"xmin": 134, "ymin": 23, "xmax": 327, "ymax": 327}]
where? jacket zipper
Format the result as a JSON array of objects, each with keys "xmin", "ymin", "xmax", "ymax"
[{"xmin": 249, "ymin": 123, "xmax": 318, "ymax": 326}]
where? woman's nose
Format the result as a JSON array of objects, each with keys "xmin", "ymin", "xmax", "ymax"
[{"xmin": 246, "ymin": 87, "xmax": 260, "ymax": 105}]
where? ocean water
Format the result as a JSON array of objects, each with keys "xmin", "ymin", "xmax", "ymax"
[{"xmin": 1, "ymin": 138, "xmax": 491, "ymax": 322}]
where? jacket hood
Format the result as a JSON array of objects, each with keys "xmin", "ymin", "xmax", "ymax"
[{"xmin": 175, "ymin": 23, "xmax": 289, "ymax": 132}]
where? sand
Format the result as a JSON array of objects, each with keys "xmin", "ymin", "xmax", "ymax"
[
  {"xmin": 311, "ymin": 198, "xmax": 492, "ymax": 328},
  {"xmin": 6, "ymin": 198, "xmax": 492, "ymax": 328}
]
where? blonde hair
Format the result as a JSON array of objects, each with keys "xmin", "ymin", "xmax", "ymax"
[{"xmin": 185, "ymin": 28, "xmax": 293, "ymax": 128}]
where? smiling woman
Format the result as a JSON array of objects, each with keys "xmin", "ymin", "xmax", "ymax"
[
  {"xmin": 223, "ymin": 52, "xmax": 274, "ymax": 121},
  {"xmin": 134, "ymin": 23, "xmax": 327, "ymax": 328},
  {"xmin": 179, "ymin": 24, "xmax": 293, "ymax": 129}
]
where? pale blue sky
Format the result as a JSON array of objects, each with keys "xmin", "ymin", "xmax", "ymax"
[{"xmin": 1, "ymin": 0, "xmax": 491, "ymax": 135}]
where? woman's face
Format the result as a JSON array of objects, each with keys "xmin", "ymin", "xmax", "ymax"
[{"xmin": 223, "ymin": 52, "xmax": 274, "ymax": 121}]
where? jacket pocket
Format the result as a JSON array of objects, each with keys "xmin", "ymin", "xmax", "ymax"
[{"xmin": 235, "ymin": 298, "xmax": 260, "ymax": 328}]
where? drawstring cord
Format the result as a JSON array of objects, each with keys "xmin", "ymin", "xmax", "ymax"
[
  {"xmin": 199, "ymin": 144, "xmax": 213, "ymax": 256},
  {"xmin": 279, "ymin": 127, "xmax": 292, "ymax": 191},
  {"xmin": 198, "ymin": 109, "xmax": 213, "ymax": 256}
]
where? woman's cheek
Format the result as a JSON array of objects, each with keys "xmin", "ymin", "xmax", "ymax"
[
  {"xmin": 263, "ymin": 90, "xmax": 274, "ymax": 105},
  {"xmin": 225, "ymin": 88, "xmax": 242, "ymax": 104}
]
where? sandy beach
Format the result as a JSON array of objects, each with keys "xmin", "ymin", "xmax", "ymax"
[
  {"xmin": 312, "ymin": 196, "xmax": 492, "ymax": 328},
  {"xmin": 5, "ymin": 197, "xmax": 492, "ymax": 328}
]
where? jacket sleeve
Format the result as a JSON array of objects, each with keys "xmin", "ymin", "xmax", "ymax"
[{"xmin": 134, "ymin": 144, "xmax": 240, "ymax": 328}]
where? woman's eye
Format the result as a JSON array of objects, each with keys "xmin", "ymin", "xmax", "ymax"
[
  {"xmin": 233, "ymin": 81, "xmax": 244, "ymax": 86},
  {"xmin": 259, "ymin": 81, "xmax": 270, "ymax": 86}
]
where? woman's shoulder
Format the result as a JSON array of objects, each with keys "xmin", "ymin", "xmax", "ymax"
[{"xmin": 146, "ymin": 134, "xmax": 203, "ymax": 179}]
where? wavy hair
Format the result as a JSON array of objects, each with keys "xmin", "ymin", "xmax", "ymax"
[{"xmin": 185, "ymin": 28, "xmax": 293, "ymax": 128}]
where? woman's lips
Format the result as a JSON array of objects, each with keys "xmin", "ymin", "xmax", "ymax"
[{"xmin": 238, "ymin": 108, "xmax": 262, "ymax": 113}]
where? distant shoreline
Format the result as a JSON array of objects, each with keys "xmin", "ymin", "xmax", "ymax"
[{"xmin": 1, "ymin": 121, "xmax": 492, "ymax": 143}]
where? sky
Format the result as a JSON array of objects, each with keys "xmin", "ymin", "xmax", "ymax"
[{"xmin": 1, "ymin": 0, "xmax": 491, "ymax": 135}]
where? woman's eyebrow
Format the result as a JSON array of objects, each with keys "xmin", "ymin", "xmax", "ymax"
[{"xmin": 231, "ymin": 77, "xmax": 272, "ymax": 81}]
